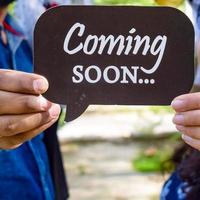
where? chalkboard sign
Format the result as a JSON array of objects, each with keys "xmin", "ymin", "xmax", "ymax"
[{"xmin": 34, "ymin": 6, "xmax": 194, "ymax": 122}]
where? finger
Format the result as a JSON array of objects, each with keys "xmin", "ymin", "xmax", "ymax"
[
  {"xmin": 0, "ymin": 117, "xmax": 59, "ymax": 150},
  {"xmin": 0, "ymin": 103, "xmax": 60, "ymax": 137},
  {"xmin": 176, "ymin": 125, "xmax": 200, "ymax": 140},
  {"xmin": 171, "ymin": 93, "xmax": 200, "ymax": 112},
  {"xmin": 173, "ymin": 110, "xmax": 200, "ymax": 126},
  {"xmin": 182, "ymin": 134, "xmax": 200, "ymax": 151},
  {"xmin": 0, "ymin": 69, "xmax": 49, "ymax": 94},
  {"xmin": 0, "ymin": 91, "xmax": 51, "ymax": 114}
]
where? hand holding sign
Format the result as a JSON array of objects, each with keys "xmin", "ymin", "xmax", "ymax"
[{"xmin": 34, "ymin": 6, "xmax": 194, "ymax": 122}]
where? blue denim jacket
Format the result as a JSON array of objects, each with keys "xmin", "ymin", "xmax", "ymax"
[
  {"xmin": 160, "ymin": 172, "xmax": 190, "ymax": 200},
  {"xmin": 0, "ymin": 15, "xmax": 55, "ymax": 200}
]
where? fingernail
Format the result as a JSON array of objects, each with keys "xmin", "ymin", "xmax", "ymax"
[
  {"xmin": 37, "ymin": 96, "xmax": 49, "ymax": 110},
  {"xmin": 33, "ymin": 79, "xmax": 48, "ymax": 93},
  {"xmin": 173, "ymin": 114, "xmax": 184, "ymax": 124},
  {"xmin": 49, "ymin": 104, "xmax": 61, "ymax": 119},
  {"xmin": 182, "ymin": 134, "xmax": 193, "ymax": 143},
  {"xmin": 176, "ymin": 125, "xmax": 185, "ymax": 132},
  {"xmin": 171, "ymin": 99, "xmax": 185, "ymax": 110}
]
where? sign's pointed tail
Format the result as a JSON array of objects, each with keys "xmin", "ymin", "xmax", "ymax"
[{"xmin": 65, "ymin": 103, "xmax": 88, "ymax": 122}]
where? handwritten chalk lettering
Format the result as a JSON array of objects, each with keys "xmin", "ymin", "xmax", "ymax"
[
  {"xmin": 63, "ymin": 22, "xmax": 167, "ymax": 74},
  {"xmin": 35, "ymin": 6, "xmax": 194, "ymax": 122},
  {"xmin": 72, "ymin": 65, "xmax": 146, "ymax": 84}
]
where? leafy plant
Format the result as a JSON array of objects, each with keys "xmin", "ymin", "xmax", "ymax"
[{"xmin": 132, "ymin": 146, "xmax": 175, "ymax": 172}]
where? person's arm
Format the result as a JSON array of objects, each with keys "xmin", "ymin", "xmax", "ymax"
[{"xmin": 0, "ymin": 69, "xmax": 60, "ymax": 149}]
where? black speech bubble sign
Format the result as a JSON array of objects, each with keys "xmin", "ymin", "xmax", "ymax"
[{"xmin": 34, "ymin": 6, "xmax": 194, "ymax": 122}]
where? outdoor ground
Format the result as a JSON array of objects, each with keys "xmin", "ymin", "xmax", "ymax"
[
  {"xmin": 61, "ymin": 141, "xmax": 169, "ymax": 200},
  {"xmin": 59, "ymin": 106, "xmax": 178, "ymax": 200}
]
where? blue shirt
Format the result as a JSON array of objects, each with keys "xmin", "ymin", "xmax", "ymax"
[
  {"xmin": 0, "ymin": 15, "xmax": 55, "ymax": 200},
  {"xmin": 160, "ymin": 172, "xmax": 190, "ymax": 200}
]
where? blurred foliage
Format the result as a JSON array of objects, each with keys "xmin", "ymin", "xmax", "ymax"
[
  {"xmin": 58, "ymin": 107, "xmax": 67, "ymax": 128},
  {"xmin": 87, "ymin": 105, "xmax": 173, "ymax": 114},
  {"xmin": 132, "ymin": 134, "xmax": 181, "ymax": 172},
  {"xmin": 94, "ymin": 0, "xmax": 185, "ymax": 9},
  {"xmin": 8, "ymin": 2, "xmax": 16, "ymax": 15},
  {"xmin": 155, "ymin": 0, "xmax": 183, "ymax": 6},
  {"xmin": 133, "ymin": 146, "xmax": 174, "ymax": 172},
  {"xmin": 95, "ymin": 0, "xmax": 155, "ymax": 5},
  {"xmin": 147, "ymin": 106, "xmax": 173, "ymax": 114}
]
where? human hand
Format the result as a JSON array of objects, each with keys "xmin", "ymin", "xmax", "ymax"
[
  {"xmin": 0, "ymin": 69, "xmax": 61, "ymax": 149},
  {"xmin": 172, "ymin": 92, "xmax": 200, "ymax": 150}
]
